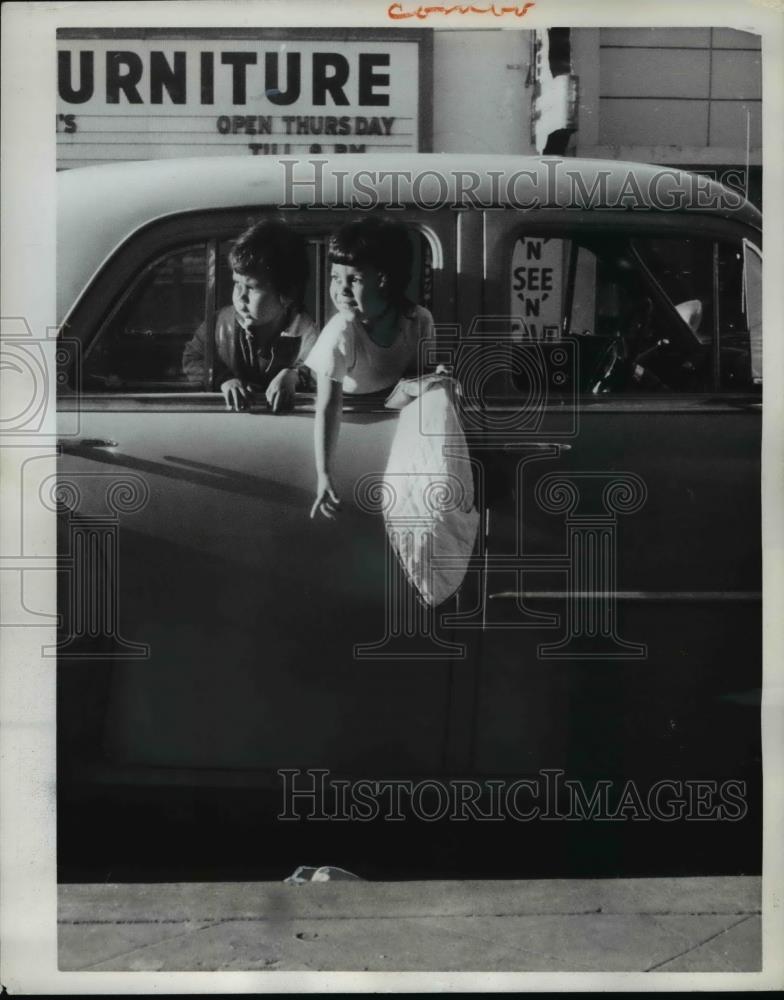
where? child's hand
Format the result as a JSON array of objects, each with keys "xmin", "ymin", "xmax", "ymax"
[
  {"xmin": 220, "ymin": 377, "xmax": 251, "ymax": 411},
  {"xmin": 311, "ymin": 475, "xmax": 342, "ymax": 520},
  {"xmin": 266, "ymin": 368, "xmax": 298, "ymax": 413}
]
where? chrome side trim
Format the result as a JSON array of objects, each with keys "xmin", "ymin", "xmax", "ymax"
[{"xmin": 490, "ymin": 590, "xmax": 761, "ymax": 603}]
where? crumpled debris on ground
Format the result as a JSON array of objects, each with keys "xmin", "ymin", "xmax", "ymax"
[{"xmin": 284, "ymin": 865, "xmax": 363, "ymax": 885}]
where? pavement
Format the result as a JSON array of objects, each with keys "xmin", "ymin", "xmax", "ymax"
[{"xmin": 58, "ymin": 876, "xmax": 761, "ymax": 972}]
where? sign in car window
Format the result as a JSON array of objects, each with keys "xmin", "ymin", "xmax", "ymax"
[
  {"xmin": 56, "ymin": 29, "xmax": 431, "ymax": 168},
  {"xmin": 510, "ymin": 236, "xmax": 567, "ymax": 340}
]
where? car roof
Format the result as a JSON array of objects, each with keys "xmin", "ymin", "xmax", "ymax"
[{"xmin": 57, "ymin": 154, "xmax": 762, "ymax": 324}]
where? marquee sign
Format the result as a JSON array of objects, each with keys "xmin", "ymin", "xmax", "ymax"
[{"xmin": 56, "ymin": 29, "xmax": 432, "ymax": 168}]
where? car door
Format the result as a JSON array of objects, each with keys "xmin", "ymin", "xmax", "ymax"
[
  {"xmin": 57, "ymin": 208, "xmax": 465, "ymax": 788},
  {"xmin": 459, "ymin": 210, "xmax": 762, "ymax": 796}
]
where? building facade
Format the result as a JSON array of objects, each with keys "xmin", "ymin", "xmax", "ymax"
[{"xmin": 57, "ymin": 26, "xmax": 762, "ymax": 203}]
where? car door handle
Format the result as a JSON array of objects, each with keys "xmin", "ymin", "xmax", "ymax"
[
  {"xmin": 499, "ymin": 442, "xmax": 572, "ymax": 451},
  {"xmin": 59, "ymin": 438, "xmax": 118, "ymax": 449}
]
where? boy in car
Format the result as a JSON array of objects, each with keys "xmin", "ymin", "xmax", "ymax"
[{"xmin": 183, "ymin": 219, "xmax": 318, "ymax": 412}]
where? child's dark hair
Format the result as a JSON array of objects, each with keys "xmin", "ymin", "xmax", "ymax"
[
  {"xmin": 328, "ymin": 217, "xmax": 414, "ymax": 311},
  {"xmin": 229, "ymin": 219, "xmax": 309, "ymax": 311}
]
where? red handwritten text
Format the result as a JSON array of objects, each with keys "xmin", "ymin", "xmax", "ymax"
[{"xmin": 389, "ymin": 2, "xmax": 535, "ymax": 19}]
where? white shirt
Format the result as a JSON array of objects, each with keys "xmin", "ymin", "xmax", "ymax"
[{"xmin": 305, "ymin": 305, "xmax": 434, "ymax": 395}]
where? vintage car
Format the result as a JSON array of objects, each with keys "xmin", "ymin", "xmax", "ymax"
[{"xmin": 56, "ymin": 155, "xmax": 762, "ymax": 877}]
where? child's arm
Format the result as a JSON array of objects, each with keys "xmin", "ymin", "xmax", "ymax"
[{"xmin": 310, "ymin": 373, "xmax": 343, "ymax": 520}]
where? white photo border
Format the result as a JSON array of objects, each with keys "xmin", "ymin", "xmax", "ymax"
[{"xmin": 1, "ymin": 0, "xmax": 782, "ymax": 992}]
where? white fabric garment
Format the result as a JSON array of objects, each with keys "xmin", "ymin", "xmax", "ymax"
[{"xmin": 383, "ymin": 376, "xmax": 480, "ymax": 607}]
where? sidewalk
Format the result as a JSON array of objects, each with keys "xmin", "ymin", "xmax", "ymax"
[{"xmin": 58, "ymin": 876, "xmax": 760, "ymax": 972}]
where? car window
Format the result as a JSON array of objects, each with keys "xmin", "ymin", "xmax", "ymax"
[
  {"xmin": 743, "ymin": 240, "xmax": 762, "ymax": 383},
  {"xmin": 83, "ymin": 243, "xmax": 208, "ymax": 391},
  {"xmin": 633, "ymin": 236, "xmax": 759, "ymax": 390},
  {"xmin": 505, "ymin": 232, "xmax": 760, "ymax": 395},
  {"xmin": 79, "ymin": 219, "xmax": 437, "ymax": 397}
]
